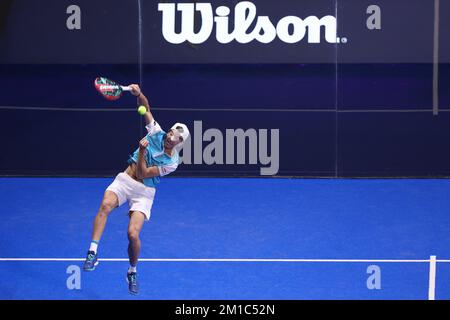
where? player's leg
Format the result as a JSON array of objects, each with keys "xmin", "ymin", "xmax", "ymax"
[
  {"xmin": 83, "ymin": 190, "xmax": 120, "ymax": 271},
  {"xmin": 125, "ymin": 178, "xmax": 155, "ymax": 293},
  {"xmin": 91, "ymin": 190, "xmax": 119, "ymax": 243},
  {"xmin": 84, "ymin": 173, "xmax": 128, "ymax": 271},
  {"xmin": 126, "ymin": 211, "xmax": 146, "ymax": 295},
  {"xmin": 127, "ymin": 211, "xmax": 145, "ymax": 267},
  {"xmin": 84, "ymin": 173, "xmax": 129, "ymax": 271}
]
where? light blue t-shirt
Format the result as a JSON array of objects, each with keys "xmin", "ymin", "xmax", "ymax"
[{"xmin": 127, "ymin": 120, "xmax": 179, "ymax": 188}]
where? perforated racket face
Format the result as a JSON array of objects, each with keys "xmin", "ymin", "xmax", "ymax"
[{"xmin": 94, "ymin": 77, "xmax": 123, "ymax": 101}]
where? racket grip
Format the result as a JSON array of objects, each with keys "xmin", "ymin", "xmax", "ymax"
[{"xmin": 121, "ymin": 86, "xmax": 132, "ymax": 91}]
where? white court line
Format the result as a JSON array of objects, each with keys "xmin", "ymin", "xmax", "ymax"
[
  {"xmin": 0, "ymin": 258, "xmax": 440, "ymax": 263},
  {"xmin": 429, "ymin": 255, "xmax": 437, "ymax": 300}
]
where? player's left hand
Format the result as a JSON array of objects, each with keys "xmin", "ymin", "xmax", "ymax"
[{"xmin": 139, "ymin": 137, "xmax": 149, "ymax": 152}]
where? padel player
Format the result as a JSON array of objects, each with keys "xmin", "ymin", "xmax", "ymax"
[{"xmin": 83, "ymin": 84, "xmax": 189, "ymax": 295}]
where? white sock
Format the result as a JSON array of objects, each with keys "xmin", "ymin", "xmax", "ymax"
[
  {"xmin": 89, "ymin": 241, "xmax": 99, "ymax": 254},
  {"xmin": 128, "ymin": 265, "xmax": 137, "ymax": 274}
]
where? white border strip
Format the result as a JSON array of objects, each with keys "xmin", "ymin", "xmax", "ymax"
[
  {"xmin": 0, "ymin": 258, "xmax": 436, "ymax": 263},
  {"xmin": 429, "ymin": 255, "xmax": 437, "ymax": 300}
]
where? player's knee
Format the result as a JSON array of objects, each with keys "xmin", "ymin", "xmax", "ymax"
[
  {"xmin": 127, "ymin": 227, "xmax": 140, "ymax": 242},
  {"xmin": 99, "ymin": 201, "xmax": 115, "ymax": 215}
]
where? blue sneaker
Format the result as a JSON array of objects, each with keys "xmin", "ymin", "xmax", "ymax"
[
  {"xmin": 126, "ymin": 272, "xmax": 139, "ymax": 295},
  {"xmin": 83, "ymin": 251, "xmax": 98, "ymax": 271}
]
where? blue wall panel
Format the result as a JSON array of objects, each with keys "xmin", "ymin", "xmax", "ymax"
[{"xmin": 1, "ymin": 0, "xmax": 449, "ymax": 177}]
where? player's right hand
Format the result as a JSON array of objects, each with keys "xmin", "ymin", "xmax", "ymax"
[
  {"xmin": 129, "ymin": 84, "xmax": 141, "ymax": 97},
  {"xmin": 139, "ymin": 137, "xmax": 149, "ymax": 152}
]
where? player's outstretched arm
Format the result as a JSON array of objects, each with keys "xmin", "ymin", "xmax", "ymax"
[{"xmin": 129, "ymin": 84, "xmax": 154, "ymax": 126}]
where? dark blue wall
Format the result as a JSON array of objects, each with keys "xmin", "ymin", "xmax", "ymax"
[{"xmin": 1, "ymin": 1, "xmax": 450, "ymax": 177}]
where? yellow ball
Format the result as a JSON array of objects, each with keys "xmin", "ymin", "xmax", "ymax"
[{"xmin": 137, "ymin": 105, "xmax": 146, "ymax": 115}]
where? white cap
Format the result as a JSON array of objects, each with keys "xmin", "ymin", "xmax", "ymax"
[{"xmin": 170, "ymin": 123, "xmax": 190, "ymax": 144}]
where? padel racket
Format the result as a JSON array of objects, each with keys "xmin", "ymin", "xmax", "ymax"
[{"xmin": 94, "ymin": 77, "xmax": 131, "ymax": 101}]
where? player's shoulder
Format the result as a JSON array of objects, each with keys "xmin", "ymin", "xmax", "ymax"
[{"xmin": 145, "ymin": 119, "xmax": 164, "ymax": 136}]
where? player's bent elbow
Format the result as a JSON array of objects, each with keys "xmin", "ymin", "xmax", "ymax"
[
  {"xmin": 141, "ymin": 166, "xmax": 160, "ymax": 179},
  {"xmin": 136, "ymin": 168, "xmax": 147, "ymax": 180}
]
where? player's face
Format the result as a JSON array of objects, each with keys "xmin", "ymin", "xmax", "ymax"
[{"xmin": 164, "ymin": 129, "xmax": 183, "ymax": 148}]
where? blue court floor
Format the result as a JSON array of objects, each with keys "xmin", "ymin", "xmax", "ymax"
[{"xmin": 1, "ymin": 177, "xmax": 450, "ymax": 300}]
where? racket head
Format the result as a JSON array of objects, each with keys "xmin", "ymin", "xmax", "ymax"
[{"xmin": 94, "ymin": 77, "xmax": 124, "ymax": 101}]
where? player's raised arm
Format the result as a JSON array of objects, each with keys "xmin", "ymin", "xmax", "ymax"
[{"xmin": 129, "ymin": 84, "xmax": 154, "ymax": 125}]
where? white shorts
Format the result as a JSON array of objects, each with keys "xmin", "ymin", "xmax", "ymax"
[{"xmin": 106, "ymin": 172, "xmax": 156, "ymax": 221}]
